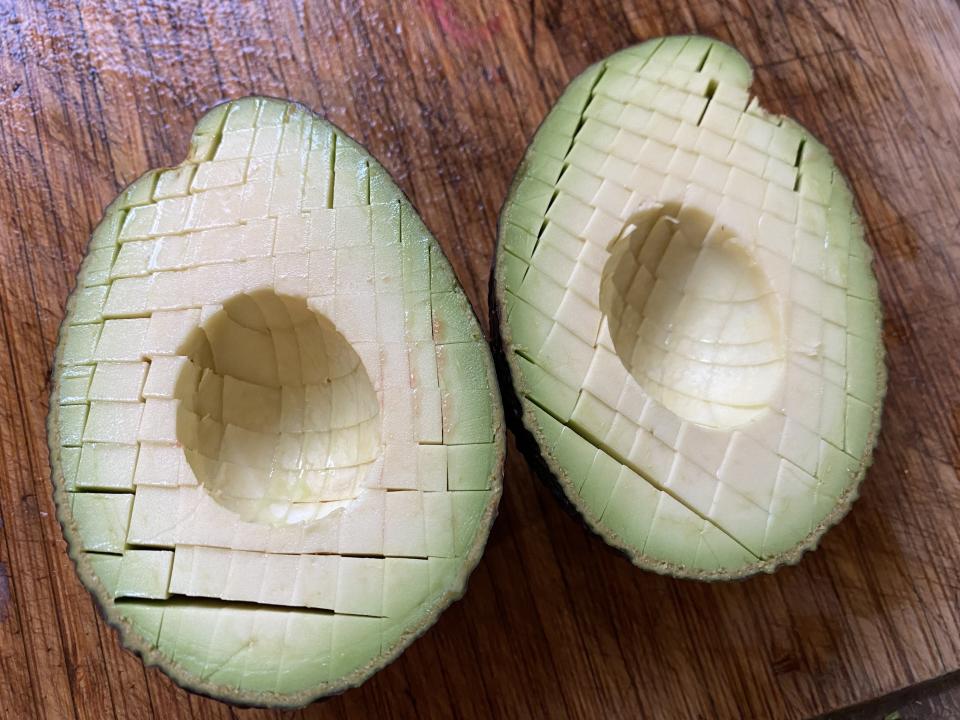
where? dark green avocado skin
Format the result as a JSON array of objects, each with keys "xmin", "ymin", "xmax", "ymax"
[{"xmin": 488, "ymin": 210, "xmax": 638, "ymax": 567}]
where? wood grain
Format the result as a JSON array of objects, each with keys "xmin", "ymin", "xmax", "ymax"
[{"xmin": 1, "ymin": 1, "xmax": 958, "ymax": 718}]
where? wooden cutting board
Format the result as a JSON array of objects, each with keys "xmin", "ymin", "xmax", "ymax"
[{"xmin": 1, "ymin": 1, "xmax": 958, "ymax": 718}]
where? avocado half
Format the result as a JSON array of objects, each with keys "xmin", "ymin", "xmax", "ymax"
[
  {"xmin": 491, "ymin": 36, "xmax": 885, "ymax": 579},
  {"xmin": 48, "ymin": 97, "xmax": 504, "ymax": 706}
]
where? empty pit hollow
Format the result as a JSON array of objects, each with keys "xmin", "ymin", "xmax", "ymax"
[
  {"xmin": 174, "ymin": 290, "xmax": 381, "ymax": 525},
  {"xmin": 599, "ymin": 203, "xmax": 785, "ymax": 430}
]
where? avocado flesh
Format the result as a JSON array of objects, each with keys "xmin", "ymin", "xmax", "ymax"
[
  {"xmin": 49, "ymin": 97, "xmax": 503, "ymax": 706},
  {"xmin": 493, "ymin": 36, "xmax": 884, "ymax": 578}
]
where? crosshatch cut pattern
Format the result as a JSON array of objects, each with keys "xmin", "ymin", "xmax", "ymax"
[
  {"xmin": 494, "ymin": 36, "xmax": 884, "ymax": 578},
  {"xmin": 2, "ymin": 1, "xmax": 960, "ymax": 719},
  {"xmin": 48, "ymin": 96, "xmax": 503, "ymax": 705}
]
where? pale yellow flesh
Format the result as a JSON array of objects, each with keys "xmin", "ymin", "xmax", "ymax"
[
  {"xmin": 497, "ymin": 36, "xmax": 883, "ymax": 575},
  {"xmin": 51, "ymin": 97, "xmax": 502, "ymax": 703}
]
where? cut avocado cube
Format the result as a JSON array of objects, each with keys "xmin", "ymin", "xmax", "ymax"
[
  {"xmin": 492, "ymin": 36, "xmax": 884, "ymax": 579},
  {"xmin": 115, "ymin": 549, "xmax": 174, "ymax": 599},
  {"xmin": 71, "ymin": 492, "xmax": 133, "ymax": 553},
  {"xmin": 48, "ymin": 97, "xmax": 503, "ymax": 706}
]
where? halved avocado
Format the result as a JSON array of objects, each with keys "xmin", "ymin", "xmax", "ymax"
[
  {"xmin": 492, "ymin": 36, "xmax": 884, "ymax": 579},
  {"xmin": 48, "ymin": 97, "xmax": 504, "ymax": 706}
]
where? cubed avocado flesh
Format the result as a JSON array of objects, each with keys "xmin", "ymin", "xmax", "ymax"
[
  {"xmin": 492, "ymin": 36, "xmax": 885, "ymax": 579},
  {"xmin": 48, "ymin": 97, "xmax": 504, "ymax": 706}
]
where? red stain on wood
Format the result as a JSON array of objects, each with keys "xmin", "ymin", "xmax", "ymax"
[
  {"xmin": 0, "ymin": 563, "xmax": 9, "ymax": 623},
  {"xmin": 420, "ymin": 0, "xmax": 501, "ymax": 47}
]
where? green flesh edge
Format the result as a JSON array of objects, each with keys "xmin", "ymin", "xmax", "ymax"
[
  {"xmin": 493, "ymin": 36, "xmax": 885, "ymax": 579},
  {"xmin": 49, "ymin": 97, "xmax": 504, "ymax": 706}
]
